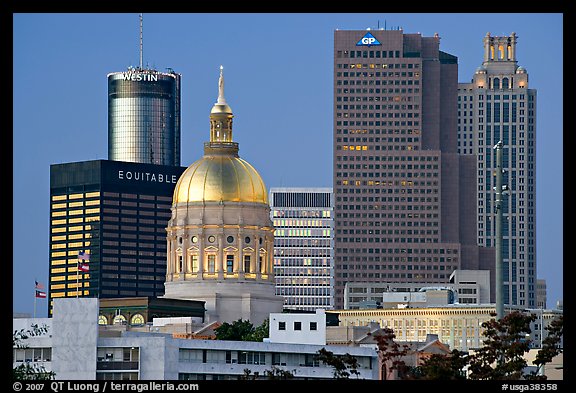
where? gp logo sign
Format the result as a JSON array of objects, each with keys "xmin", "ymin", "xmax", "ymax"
[{"xmin": 356, "ymin": 32, "xmax": 381, "ymax": 47}]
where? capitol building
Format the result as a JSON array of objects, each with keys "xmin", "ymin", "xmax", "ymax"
[{"xmin": 163, "ymin": 67, "xmax": 283, "ymax": 324}]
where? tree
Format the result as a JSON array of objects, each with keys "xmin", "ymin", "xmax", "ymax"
[
  {"xmin": 13, "ymin": 324, "xmax": 56, "ymax": 380},
  {"xmin": 214, "ymin": 318, "xmax": 269, "ymax": 342},
  {"xmin": 526, "ymin": 315, "xmax": 564, "ymax": 380},
  {"xmin": 214, "ymin": 319, "xmax": 255, "ymax": 341},
  {"xmin": 315, "ymin": 348, "xmax": 360, "ymax": 379},
  {"xmin": 413, "ymin": 349, "xmax": 468, "ymax": 380},
  {"xmin": 245, "ymin": 318, "xmax": 269, "ymax": 342},
  {"xmin": 373, "ymin": 327, "xmax": 412, "ymax": 379},
  {"xmin": 467, "ymin": 311, "xmax": 536, "ymax": 380},
  {"xmin": 263, "ymin": 366, "xmax": 295, "ymax": 380},
  {"xmin": 241, "ymin": 366, "xmax": 295, "ymax": 380}
]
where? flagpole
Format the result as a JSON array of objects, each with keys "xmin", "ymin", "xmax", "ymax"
[
  {"xmin": 77, "ymin": 258, "xmax": 80, "ymax": 299},
  {"xmin": 33, "ymin": 287, "xmax": 37, "ymax": 318}
]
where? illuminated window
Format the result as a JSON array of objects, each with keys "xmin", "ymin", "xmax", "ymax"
[
  {"xmin": 191, "ymin": 255, "xmax": 198, "ymax": 272},
  {"xmin": 52, "ymin": 211, "xmax": 66, "ymax": 217},
  {"xmin": 69, "ymin": 193, "xmax": 83, "ymax": 200},
  {"xmin": 131, "ymin": 314, "xmax": 145, "ymax": 325},
  {"xmin": 52, "ymin": 195, "xmax": 66, "ymax": 201},
  {"xmin": 113, "ymin": 315, "xmax": 127, "ymax": 325},
  {"xmin": 52, "ymin": 220, "xmax": 67, "ymax": 226},
  {"xmin": 98, "ymin": 315, "xmax": 108, "ymax": 325},
  {"xmin": 86, "ymin": 192, "xmax": 100, "ymax": 198},
  {"xmin": 226, "ymin": 255, "xmax": 234, "ymax": 273},
  {"xmin": 69, "ymin": 201, "xmax": 83, "ymax": 208},
  {"xmin": 244, "ymin": 255, "xmax": 251, "ymax": 273},
  {"xmin": 208, "ymin": 255, "xmax": 216, "ymax": 273},
  {"xmin": 51, "ymin": 252, "xmax": 66, "ymax": 258},
  {"xmin": 85, "ymin": 200, "xmax": 100, "ymax": 206}
]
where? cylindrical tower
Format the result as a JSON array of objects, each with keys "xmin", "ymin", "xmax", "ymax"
[
  {"xmin": 108, "ymin": 68, "xmax": 181, "ymax": 166},
  {"xmin": 163, "ymin": 67, "xmax": 283, "ymax": 324}
]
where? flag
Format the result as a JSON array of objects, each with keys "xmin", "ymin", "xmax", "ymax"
[
  {"xmin": 35, "ymin": 290, "xmax": 47, "ymax": 298},
  {"xmin": 78, "ymin": 261, "xmax": 89, "ymax": 272},
  {"xmin": 35, "ymin": 280, "xmax": 44, "ymax": 290},
  {"xmin": 78, "ymin": 251, "xmax": 90, "ymax": 261}
]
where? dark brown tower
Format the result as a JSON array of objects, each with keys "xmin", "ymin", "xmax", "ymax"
[{"xmin": 333, "ymin": 29, "xmax": 495, "ymax": 309}]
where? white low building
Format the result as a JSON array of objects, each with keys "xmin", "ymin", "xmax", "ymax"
[{"xmin": 13, "ymin": 298, "xmax": 378, "ymax": 380}]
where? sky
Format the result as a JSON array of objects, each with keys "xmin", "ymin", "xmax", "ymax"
[{"xmin": 12, "ymin": 13, "xmax": 563, "ymax": 316}]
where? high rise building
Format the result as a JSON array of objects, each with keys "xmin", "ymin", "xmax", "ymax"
[
  {"xmin": 163, "ymin": 68, "xmax": 283, "ymax": 324},
  {"xmin": 536, "ymin": 279, "xmax": 547, "ymax": 309},
  {"xmin": 48, "ymin": 160, "xmax": 186, "ymax": 315},
  {"xmin": 458, "ymin": 33, "xmax": 536, "ymax": 307},
  {"xmin": 108, "ymin": 67, "xmax": 181, "ymax": 166},
  {"xmin": 269, "ymin": 187, "xmax": 334, "ymax": 311},
  {"xmin": 333, "ymin": 29, "xmax": 495, "ymax": 309}
]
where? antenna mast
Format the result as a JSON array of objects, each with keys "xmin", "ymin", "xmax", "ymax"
[{"xmin": 139, "ymin": 13, "xmax": 143, "ymax": 69}]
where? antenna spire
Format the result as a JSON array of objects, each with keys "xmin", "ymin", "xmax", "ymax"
[{"xmin": 139, "ymin": 13, "xmax": 143, "ymax": 69}]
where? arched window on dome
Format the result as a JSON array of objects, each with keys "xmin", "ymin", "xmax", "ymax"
[
  {"xmin": 113, "ymin": 314, "xmax": 126, "ymax": 325},
  {"xmin": 502, "ymin": 77, "xmax": 509, "ymax": 89},
  {"xmin": 498, "ymin": 45, "xmax": 504, "ymax": 60},
  {"xmin": 493, "ymin": 78, "xmax": 500, "ymax": 90}
]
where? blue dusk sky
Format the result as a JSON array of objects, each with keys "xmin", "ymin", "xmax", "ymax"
[{"xmin": 13, "ymin": 13, "xmax": 563, "ymax": 316}]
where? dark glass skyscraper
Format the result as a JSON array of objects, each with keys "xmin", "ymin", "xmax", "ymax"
[
  {"xmin": 48, "ymin": 160, "xmax": 186, "ymax": 315},
  {"xmin": 108, "ymin": 68, "xmax": 181, "ymax": 166},
  {"xmin": 333, "ymin": 29, "xmax": 495, "ymax": 309}
]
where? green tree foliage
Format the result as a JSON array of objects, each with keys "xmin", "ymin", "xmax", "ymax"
[
  {"xmin": 315, "ymin": 348, "xmax": 360, "ymax": 379},
  {"xmin": 526, "ymin": 315, "xmax": 564, "ymax": 380},
  {"xmin": 264, "ymin": 366, "xmax": 295, "ymax": 380},
  {"xmin": 467, "ymin": 311, "xmax": 536, "ymax": 380},
  {"xmin": 245, "ymin": 318, "xmax": 269, "ymax": 342},
  {"xmin": 13, "ymin": 324, "xmax": 56, "ymax": 380},
  {"xmin": 241, "ymin": 366, "xmax": 295, "ymax": 380},
  {"xmin": 373, "ymin": 327, "xmax": 412, "ymax": 379},
  {"xmin": 413, "ymin": 349, "xmax": 468, "ymax": 380},
  {"xmin": 214, "ymin": 318, "xmax": 269, "ymax": 342}
]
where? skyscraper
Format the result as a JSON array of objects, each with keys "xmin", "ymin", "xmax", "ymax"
[
  {"xmin": 48, "ymin": 160, "xmax": 186, "ymax": 315},
  {"xmin": 270, "ymin": 187, "xmax": 334, "ymax": 311},
  {"xmin": 108, "ymin": 67, "xmax": 181, "ymax": 166},
  {"xmin": 333, "ymin": 29, "xmax": 495, "ymax": 309},
  {"xmin": 458, "ymin": 33, "xmax": 536, "ymax": 307}
]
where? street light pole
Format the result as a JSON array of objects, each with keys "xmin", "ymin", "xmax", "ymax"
[{"xmin": 494, "ymin": 141, "xmax": 504, "ymax": 320}]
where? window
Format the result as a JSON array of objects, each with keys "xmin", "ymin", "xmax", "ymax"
[
  {"xmin": 294, "ymin": 321, "xmax": 302, "ymax": 331},
  {"xmin": 191, "ymin": 255, "xmax": 198, "ymax": 272},
  {"xmin": 244, "ymin": 255, "xmax": 251, "ymax": 273},
  {"xmin": 310, "ymin": 322, "xmax": 318, "ymax": 331},
  {"xmin": 226, "ymin": 255, "xmax": 234, "ymax": 273},
  {"xmin": 208, "ymin": 255, "xmax": 215, "ymax": 273},
  {"xmin": 278, "ymin": 321, "xmax": 286, "ymax": 330},
  {"xmin": 227, "ymin": 236, "xmax": 234, "ymax": 243}
]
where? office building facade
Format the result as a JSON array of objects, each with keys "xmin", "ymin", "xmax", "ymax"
[
  {"xmin": 333, "ymin": 29, "xmax": 495, "ymax": 309},
  {"xmin": 458, "ymin": 33, "xmax": 536, "ymax": 307},
  {"xmin": 48, "ymin": 159, "xmax": 186, "ymax": 315},
  {"xmin": 108, "ymin": 68, "xmax": 181, "ymax": 166},
  {"xmin": 269, "ymin": 188, "xmax": 334, "ymax": 310}
]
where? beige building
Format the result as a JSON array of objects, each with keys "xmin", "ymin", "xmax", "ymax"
[
  {"xmin": 329, "ymin": 305, "xmax": 562, "ymax": 352},
  {"xmin": 163, "ymin": 67, "xmax": 283, "ymax": 324}
]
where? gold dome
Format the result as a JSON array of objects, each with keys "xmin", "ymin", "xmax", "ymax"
[
  {"xmin": 173, "ymin": 66, "xmax": 268, "ymax": 205},
  {"xmin": 173, "ymin": 154, "xmax": 268, "ymax": 204}
]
